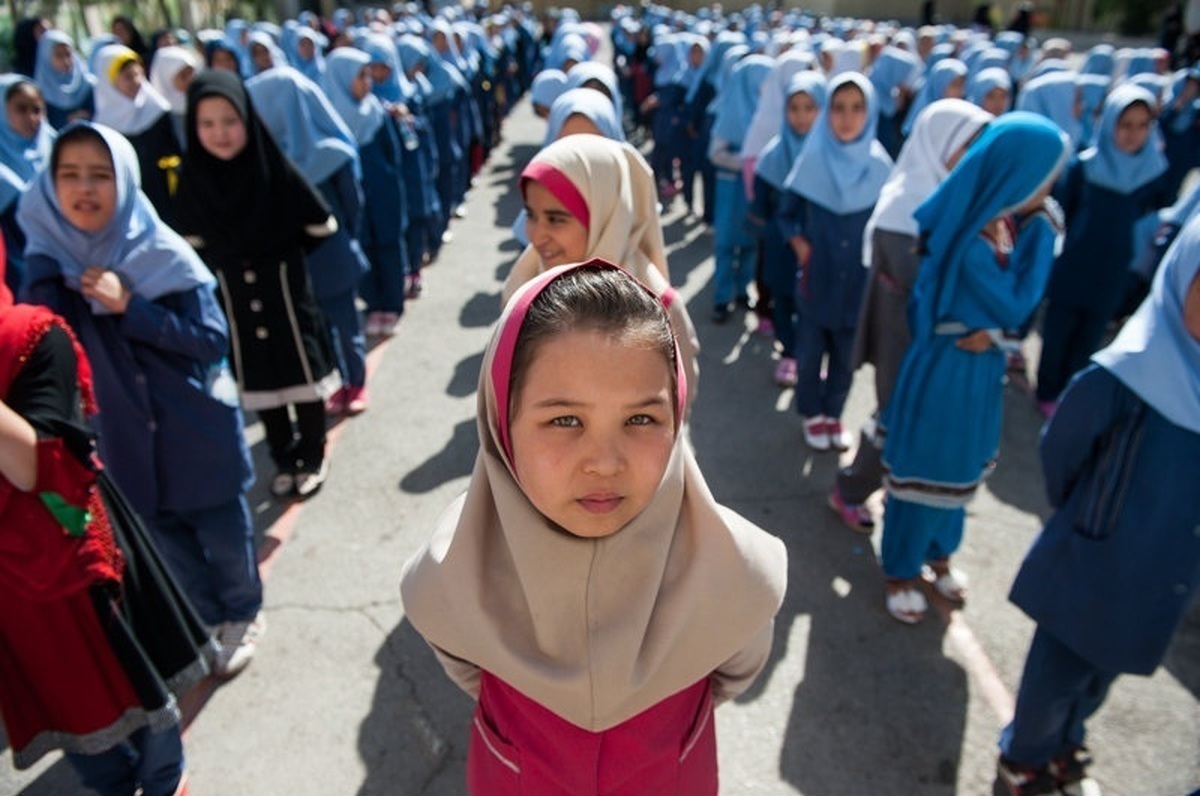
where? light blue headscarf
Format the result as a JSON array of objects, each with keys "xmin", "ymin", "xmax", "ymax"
[
  {"xmin": 246, "ymin": 65, "xmax": 360, "ymax": 184},
  {"xmin": 290, "ymin": 27, "xmax": 327, "ymax": 83},
  {"xmin": 755, "ymin": 71, "xmax": 827, "ymax": 191},
  {"xmin": 904, "ymin": 58, "xmax": 967, "ymax": 135},
  {"xmin": 322, "ymin": 48, "xmax": 385, "ymax": 146},
  {"xmin": 652, "ymin": 32, "xmax": 687, "ymax": 88},
  {"xmin": 783, "ymin": 72, "xmax": 892, "ymax": 214},
  {"xmin": 530, "ymin": 69, "xmax": 568, "ymax": 110},
  {"xmin": 33, "ymin": 30, "xmax": 95, "ymax": 113},
  {"xmin": 967, "ymin": 66, "xmax": 1012, "ymax": 110},
  {"xmin": 360, "ymin": 32, "xmax": 415, "ymax": 105},
  {"xmin": 0, "ymin": 75, "xmax": 56, "ymax": 211},
  {"xmin": 1016, "ymin": 70, "xmax": 1083, "ymax": 149},
  {"xmin": 1079, "ymin": 83, "xmax": 1167, "ymax": 194},
  {"xmin": 565, "ymin": 61, "xmax": 624, "ymax": 121},
  {"xmin": 1081, "ymin": 43, "xmax": 1115, "ymax": 77},
  {"xmin": 710, "ymin": 53, "xmax": 773, "ymax": 148},
  {"xmin": 16, "ymin": 121, "xmax": 213, "ymax": 314},
  {"xmin": 969, "ymin": 47, "xmax": 1011, "ymax": 78},
  {"xmin": 910, "ymin": 112, "xmax": 1070, "ymax": 341},
  {"xmin": 688, "ymin": 29, "xmax": 746, "ymax": 104},
  {"xmin": 543, "ymin": 87, "xmax": 624, "ymax": 144},
  {"xmin": 246, "ymin": 30, "xmax": 288, "ymax": 75},
  {"xmin": 869, "ymin": 46, "xmax": 921, "ymax": 116},
  {"xmin": 1093, "ymin": 210, "xmax": 1200, "ymax": 433}
]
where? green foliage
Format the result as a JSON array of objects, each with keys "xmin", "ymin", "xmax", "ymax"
[{"xmin": 1092, "ymin": 0, "xmax": 1173, "ymax": 35}]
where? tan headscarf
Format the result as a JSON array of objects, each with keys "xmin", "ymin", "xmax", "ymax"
[
  {"xmin": 503, "ymin": 134, "xmax": 701, "ymax": 404},
  {"xmin": 402, "ymin": 261, "xmax": 786, "ymax": 732}
]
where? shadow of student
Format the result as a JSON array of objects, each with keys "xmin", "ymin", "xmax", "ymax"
[
  {"xmin": 356, "ymin": 619, "xmax": 471, "ymax": 796},
  {"xmin": 459, "ymin": 291, "xmax": 501, "ymax": 330},
  {"xmin": 399, "ymin": 418, "xmax": 478, "ymax": 496}
]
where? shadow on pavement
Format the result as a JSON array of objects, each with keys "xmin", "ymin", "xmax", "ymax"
[{"xmin": 398, "ymin": 418, "xmax": 478, "ymax": 495}]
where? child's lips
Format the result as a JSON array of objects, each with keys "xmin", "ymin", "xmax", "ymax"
[{"xmin": 578, "ymin": 493, "xmax": 622, "ymax": 514}]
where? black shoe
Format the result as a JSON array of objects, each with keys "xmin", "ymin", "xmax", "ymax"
[
  {"xmin": 735, "ymin": 294, "xmax": 753, "ymax": 310},
  {"xmin": 711, "ymin": 304, "xmax": 732, "ymax": 324},
  {"xmin": 996, "ymin": 756, "xmax": 1059, "ymax": 796}
]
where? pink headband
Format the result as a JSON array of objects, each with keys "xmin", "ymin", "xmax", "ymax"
[
  {"xmin": 519, "ymin": 161, "xmax": 591, "ymax": 230},
  {"xmin": 491, "ymin": 259, "xmax": 688, "ymax": 464}
]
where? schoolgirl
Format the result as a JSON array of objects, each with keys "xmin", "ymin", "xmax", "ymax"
[
  {"xmin": 565, "ymin": 60, "xmax": 626, "ymax": 126},
  {"xmin": 323, "ymin": 47, "xmax": 409, "ymax": 341},
  {"xmin": 18, "ymin": 121, "xmax": 264, "ymax": 676},
  {"xmin": 644, "ymin": 31, "xmax": 688, "ymax": 199},
  {"xmin": 0, "ymin": 75, "xmax": 54, "ymax": 294},
  {"xmin": 203, "ymin": 37, "xmax": 244, "ymax": 75},
  {"xmin": 707, "ymin": 53, "xmax": 773, "ymax": 323},
  {"xmin": 246, "ymin": 66, "xmax": 370, "ymax": 417},
  {"xmin": 750, "ymin": 71, "xmax": 827, "ymax": 388},
  {"xmin": 676, "ymin": 34, "xmax": 710, "ymax": 216},
  {"xmin": 148, "ymin": 45, "xmax": 201, "ymax": 147},
  {"xmin": 685, "ymin": 30, "xmax": 746, "ymax": 224},
  {"xmin": 879, "ymin": 112, "xmax": 1070, "ymax": 625},
  {"xmin": 428, "ymin": 18, "xmax": 479, "ymax": 215},
  {"xmin": 394, "ymin": 33, "xmax": 447, "ymax": 275},
  {"xmin": 830, "ymin": 99, "xmax": 992, "ymax": 529},
  {"xmin": 290, "ymin": 27, "xmax": 328, "ymax": 84},
  {"xmin": 967, "ymin": 66, "xmax": 1013, "ymax": 115},
  {"xmin": 174, "ymin": 70, "xmax": 340, "ymax": 499},
  {"xmin": 529, "ymin": 68, "xmax": 568, "ymax": 118},
  {"xmin": 742, "ymin": 48, "xmax": 820, "ymax": 197},
  {"xmin": 901, "ymin": 57, "xmax": 968, "ymax": 137},
  {"xmin": 501, "ymin": 134, "xmax": 701, "ymax": 407},
  {"xmin": 778, "ymin": 72, "xmax": 893, "ymax": 452},
  {"xmin": 866, "ymin": 43, "xmax": 922, "ymax": 157},
  {"xmin": 401, "ymin": 260, "xmax": 786, "ymax": 796},
  {"xmin": 997, "ymin": 211, "xmax": 1200, "ymax": 796},
  {"xmin": 1035, "ymin": 85, "xmax": 1172, "ymax": 415},
  {"xmin": 543, "ymin": 87, "xmax": 624, "ymax": 143},
  {"xmin": 90, "ymin": 44, "xmax": 181, "ymax": 225},
  {"xmin": 33, "ymin": 30, "xmax": 94, "ymax": 128}
]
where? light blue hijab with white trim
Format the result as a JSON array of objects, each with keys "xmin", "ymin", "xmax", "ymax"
[
  {"xmin": 755, "ymin": 71, "xmax": 827, "ymax": 191},
  {"xmin": 322, "ymin": 48, "xmax": 385, "ymax": 146},
  {"xmin": 1079, "ymin": 83, "xmax": 1167, "ymax": 194},
  {"xmin": 0, "ymin": 74, "xmax": 56, "ymax": 212}
]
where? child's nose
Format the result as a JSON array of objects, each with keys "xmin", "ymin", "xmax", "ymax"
[{"xmin": 582, "ymin": 435, "xmax": 624, "ymax": 476}]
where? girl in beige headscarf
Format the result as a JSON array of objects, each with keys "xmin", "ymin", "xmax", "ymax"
[
  {"xmin": 402, "ymin": 260, "xmax": 786, "ymax": 796},
  {"xmin": 502, "ymin": 133, "xmax": 702, "ymax": 408}
]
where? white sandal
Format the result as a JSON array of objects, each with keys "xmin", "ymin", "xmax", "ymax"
[
  {"xmin": 924, "ymin": 562, "xmax": 969, "ymax": 603},
  {"xmin": 885, "ymin": 581, "xmax": 928, "ymax": 625}
]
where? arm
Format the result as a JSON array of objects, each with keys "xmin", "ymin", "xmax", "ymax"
[
  {"xmin": 0, "ymin": 399, "xmax": 37, "ymax": 492},
  {"xmin": 707, "ymin": 135, "xmax": 742, "ymax": 172},
  {"xmin": 711, "ymin": 621, "xmax": 773, "ymax": 705},
  {"xmin": 776, "ymin": 190, "xmax": 810, "ymax": 265},
  {"xmin": 430, "ymin": 643, "xmax": 482, "ymax": 699},
  {"xmin": 119, "ymin": 285, "xmax": 230, "ymax": 366},
  {"xmin": 1038, "ymin": 366, "xmax": 1120, "ymax": 509}
]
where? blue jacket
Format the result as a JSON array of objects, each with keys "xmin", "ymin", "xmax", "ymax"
[
  {"xmin": 1010, "ymin": 365, "xmax": 1200, "ymax": 674},
  {"xmin": 23, "ymin": 256, "xmax": 253, "ymax": 518},
  {"xmin": 777, "ymin": 191, "xmax": 872, "ymax": 330}
]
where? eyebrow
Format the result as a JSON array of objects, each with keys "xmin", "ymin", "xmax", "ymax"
[{"xmin": 528, "ymin": 395, "xmax": 671, "ymax": 411}]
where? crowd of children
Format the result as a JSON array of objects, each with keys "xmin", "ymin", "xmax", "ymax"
[{"xmin": 2, "ymin": 3, "xmax": 1199, "ymax": 795}]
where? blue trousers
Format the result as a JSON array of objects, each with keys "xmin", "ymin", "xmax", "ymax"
[
  {"xmin": 360, "ymin": 241, "xmax": 407, "ymax": 315},
  {"xmin": 712, "ymin": 170, "xmax": 755, "ymax": 307},
  {"xmin": 151, "ymin": 495, "xmax": 263, "ymax": 626},
  {"xmin": 1035, "ymin": 302, "xmax": 1110, "ymax": 402},
  {"xmin": 1000, "ymin": 626, "xmax": 1118, "ymax": 766},
  {"xmin": 880, "ymin": 497, "xmax": 966, "ymax": 580},
  {"xmin": 794, "ymin": 318, "xmax": 855, "ymax": 418},
  {"xmin": 319, "ymin": 289, "xmax": 367, "ymax": 389},
  {"xmin": 66, "ymin": 724, "xmax": 184, "ymax": 796}
]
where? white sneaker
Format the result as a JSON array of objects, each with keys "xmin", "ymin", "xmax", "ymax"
[
  {"xmin": 294, "ymin": 458, "xmax": 329, "ymax": 499},
  {"xmin": 825, "ymin": 419, "xmax": 854, "ymax": 451},
  {"xmin": 215, "ymin": 611, "xmax": 266, "ymax": 678},
  {"xmin": 802, "ymin": 415, "xmax": 830, "ymax": 451}
]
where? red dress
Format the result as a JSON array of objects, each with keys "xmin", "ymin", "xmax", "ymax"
[{"xmin": 467, "ymin": 672, "xmax": 718, "ymax": 795}]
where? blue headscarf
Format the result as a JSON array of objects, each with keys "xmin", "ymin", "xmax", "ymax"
[
  {"xmin": 755, "ymin": 72, "xmax": 827, "ymax": 191},
  {"xmin": 204, "ymin": 37, "xmax": 245, "ymax": 76},
  {"xmin": 16, "ymin": 121, "xmax": 213, "ymax": 314},
  {"xmin": 710, "ymin": 53, "xmax": 773, "ymax": 148},
  {"xmin": 652, "ymin": 33, "xmax": 686, "ymax": 89},
  {"xmin": 1016, "ymin": 70, "xmax": 1083, "ymax": 149},
  {"xmin": 322, "ymin": 48, "xmax": 385, "ymax": 146},
  {"xmin": 783, "ymin": 72, "xmax": 892, "ymax": 214},
  {"xmin": 1081, "ymin": 44, "xmax": 1115, "ymax": 77},
  {"xmin": 360, "ymin": 32, "xmax": 415, "ymax": 105},
  {"xmin": 0, "ymin": 74, "xmax": 56, "ymax": 212},
  {"xmin": 289, "ymin": 27, "xmax": 327, "ymax": 83},
  {"xmin": 543, "ymin": 87, "xmax": 624, "ymax": 144},
  {"xmin": 565, "ymin": 62, "xmax": 624, "ymax": 122},
  {"xmin": 904, "ymin": 58, "xmax": 967, "ymax": 135},
  {"xmin": 246, "ymin": 30, "xmax": 287, "ymax": 74},
  {"xmin": 412, "ymin": 33, "xmax": 468, "ymax": 105},
  {"xmin": 33, "ymin": 30, "xmax": 95, "ymax": 112},
  {"xmin": 967, "ymin": 67, "xmax": 1012, "ymax": 111},
  {"xmin": 530, "ymin": 69, "xmax": 569, "ymax": 110},
  {"xmin": 246, "ymin": 65, "xmax": 360, "ymax": 184},
  {"xmin": 1079, "ymin": 83, "xmax": 1167, "ymax": 194},
  {"xmin": 910, "ymin": 112, "xmax": 1070, "ymax": 341},
  {"xmin": 688, "ymin": 29, "xmax": 746, "ymax": 103},
  {"xmin": 678, "ymin": 33, "xmax": 709, "ymax": 98},
  {"xmin": 969, "ymin": 47, "xmax": 1011, "ymax": 78},
  {"xmin": 869, "ymin": 46, "xmax": 920, "ymax": 116},
  {"xmin": 1093, "ymin": 210, "xmax": 1200, "ymax": 433}
]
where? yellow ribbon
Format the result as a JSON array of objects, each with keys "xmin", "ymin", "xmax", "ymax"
[{"xmin": 158, "ymin": 155, "xmax": 181, "ymax": 196}]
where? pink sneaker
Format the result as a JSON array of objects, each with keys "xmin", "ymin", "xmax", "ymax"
[
  {"xmin": 824, "ymin": 419, "xmax": 853, "ymax": 451},
  {"xmin": 773, "ymin": 357, "xmax": 798, "ymax": 387},
  {"xmin": 345, "ymin": 385, "xmax": 370, "ymax": 415},
  {"xmin": 325, "ymin": 387, "xmax": 347, "ymax": 415},
  {"xmin": 827, "ymin": 486, "xmax": 874, "ymax": 532},
  {"xmin": 755, "ymin": 315, "xmax": 775, "ymax": 338}
]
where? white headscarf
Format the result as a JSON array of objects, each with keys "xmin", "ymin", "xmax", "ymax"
[{"xmin": 91, "ymin": 44, "xmax": 170, "ymax": 136}]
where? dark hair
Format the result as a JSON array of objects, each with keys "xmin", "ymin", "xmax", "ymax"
[
  {"xmin": 51, "ymin": 125, "xmax": 108, "ymax": 174},
  {"xmin": 509, "ymin": 264, "xmax": 677, "ymax": 416},
  {"xmin": 4, "ymin": 78, "xmax": 39, "ymax": 103}
]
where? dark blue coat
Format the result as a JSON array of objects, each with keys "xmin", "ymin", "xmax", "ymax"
[
  {"xmin": 23, "ymin": 256, "xmax": 253, "ymax": 519},
  {"xmin": 1009, "ymin": 365, "xmax": 1200, "ymax": 675},
  {"xmin": 358, "ymin": 122, "xmax": 407, "ymax": 252},
  {"xmin": 777, "ymin": 191, "xmax": 872, "ymax": 330}
]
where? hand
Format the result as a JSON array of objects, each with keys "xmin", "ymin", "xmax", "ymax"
[
  {"xmin": 954, "ymin": 330, "xmax": 993, "ymax": 353},
  {"xmin": 790, "ymin": 237, "xmax": 811, "ymax": 267},
  {"xmin": 80, "ymin": 267, "xmax": 131, "ymax": 313}
]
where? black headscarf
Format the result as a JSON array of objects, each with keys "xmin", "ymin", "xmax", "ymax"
[{"xmin": 174, "ymin": 70, "xmax": 329, "ymax": 259}]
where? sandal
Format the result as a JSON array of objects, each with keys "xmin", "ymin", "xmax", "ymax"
[
  {"xmin": 924, "ymin": 559, "xmax": 968, "ymax": 603},
  {"xmin": 885, "ymin": 579, "xmax": 928, "ymax": 625}
]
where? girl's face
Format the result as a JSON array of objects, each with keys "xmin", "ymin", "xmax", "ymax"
[
  {"xmin": 350, "ymin": 67, "xmax": 371, "ymax": 101},
  {"xmin": 54, "ymin": 137, "xmax": 117, "ymax": 233},
  {"xmin": 688, "ymin": 43, "xmax": 706, "ymax": 68},
  {"xmin": 1114, "ymin": 102, "xmax": 1153, "ymax": 154},
  {"xmin": 943, "ymin": 75, "xmax": 966, "ymax": 99},
  {"xmin": 51, "ymin": 43, "xmax": 74, "ymax": 74},
  {"xmin": 431, "ymin": 31, "xmax": 448, "ymax": 53},
  {"xmin": 524, "ymin": 180, "xmax": 589, "ymax": 267},
  {"xmin": 1185, "ymin": 270, "xmax": 1200, "ymax": 342},
  {"xmin": 211, "ymin": 48, "xmax": 239, "ymax": 73},
  {"xmin": 172, "ymin": 65, "xmax": 196, "ymax": 95},
  {"xmin": 250, "ymin": 43, "xmax": 273, "ymax": 72},
  {"xmin": 195, "ymin": 96, "xmax": 248, "ymax": 160},
  {"xmin": 556, "ymin": 112, "xmax": 603, "ymax": 138},
  {"xmin": 981, "ymin": 86, "xmax": 1010, "ymax": 116},
  {"xmin": 829, "ymin": 83, "xmax": 867, "ymax": 143},
  {"xmin": 297, "ymin": 37, "xmax": 315, "ymax": 60},
  {"xmin": 6, "ymin": 83, "xmax": 45, "ymax": 139},
  {"xmin": 785, "ymin": 91, "xmax": 820, "ymax": 136},
  {"xmin": 114, "ymin": 61, "xmax": 144, "ymax": 99},
  {"xmin": 367, "ymin": 62, "xmax": 392, "ymax": 87},
  {"xmin": 509, "ymin": 328, "xmax": 676, "ymax": 538}
]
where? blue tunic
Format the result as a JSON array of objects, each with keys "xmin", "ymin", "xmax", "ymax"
[
  {"xmin": 777, "ymin": 193, "xmax": 871, "ymax": 330},
  {"xmin": 1010, "ymin": 365, "xmax": 1200, "ymax": 675}
]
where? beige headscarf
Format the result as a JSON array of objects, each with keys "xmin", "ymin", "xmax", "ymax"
[
  {"xmin": 503, "ymin": 134, "xmax": 701, "ymax": 404},
  {"xmin": 402, "ymin": 261, "xmax": 786, "ymax": 732}
]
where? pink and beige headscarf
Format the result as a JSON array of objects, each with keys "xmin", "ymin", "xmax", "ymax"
[{"xmin": 402, "ymin": 261, "xmax": 786, "ymax": 731}]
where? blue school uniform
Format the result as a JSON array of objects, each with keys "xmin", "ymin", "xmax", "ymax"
[
  {"xmin": 880, "ymin": 113, "xmax": 1069, "ymax": 581},
  {"xmin": 688, "ymin": 31, "xmax": 745, "ymax": 223},
  {"xmin": 1159, "ymin": 67, "xmax": 1200, "ymax": 199},
  {"xmin": 753, "ymin": 73, "xmax": 827, "ymax": 361},
  {"xmin": 648, "ymin": 33, "xmax": 688, "ymax": 189},
  {"xmin": 33, "ymin": 31, "xmax": 94, "ymax": 129},
  {"xmin": 0, "ymin": 74, "xmax": 55, "ymax": 294},
  {"xmin": 1000, "ymin": 215, "xmax": 1200, "ymax": 767},
  {"xmin": 1036, "ymin": 85, "xmax": 1172, "ymax": 403},
  {"xmin": 868, "ymin": 46, "xmax": 920, "ymax": 157},
  {"xmin": 902, "ymin": 57, "xmax": 966, "ymax": 137},
  {"xmin": 18, "ymin": 122, "xmax": 260, "ymax": 626},
  {"xmin": 779, "ymin": 73, "xmax": 892, "ymax": 420}
]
